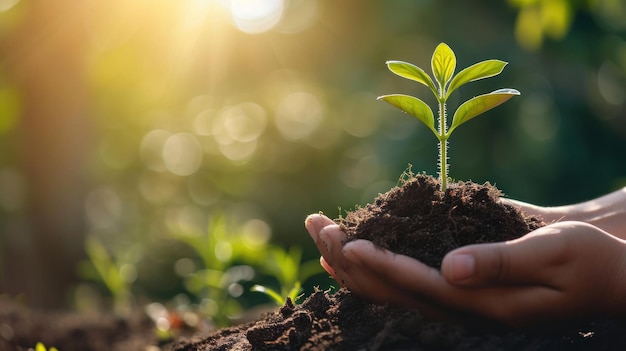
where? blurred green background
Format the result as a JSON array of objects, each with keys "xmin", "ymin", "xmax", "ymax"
[{"xmin": 0, "ymin": 0, "xmax": 624, "ymax": 318}]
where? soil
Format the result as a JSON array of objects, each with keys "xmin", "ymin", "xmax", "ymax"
[
  {"xmin": 5, "ymin": 173, "xmax": 626, "ymax": 350},
  {"xmin": 170, "ymin": 173, "xmax": 626, "ymax": 350},
  {"xmin": 338, "ymin": 173, "xmax": 546, "ymax": 268},
  {"xmin": 0, "ymin": 296, "xmax": 161, "ymax": 351}
]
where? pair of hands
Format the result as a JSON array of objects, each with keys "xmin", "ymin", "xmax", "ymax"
[{"xmin": 305, "ymin": 201, "xmax": 626, "ymax": 327}]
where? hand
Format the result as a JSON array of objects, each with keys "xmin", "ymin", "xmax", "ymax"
[{"xmin": 305, "ymin": 213, "xmax": 626, "ymax": 327}]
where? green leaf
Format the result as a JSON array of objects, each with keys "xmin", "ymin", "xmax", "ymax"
[
  {"xmin": 448, "ymin": 88, "xmax": 520, "ymax": 135},
  {"xmin": 386, "ymin": 60, "xmax": 437, "ymax": 96},
  {"xmin": 378, "ymin": 94, "xmax": 437, "ymax": 135},
  {"xmin": 431, "ymin": 43, "xmax": 456, "ymax": 93},
  {"xmin": 447, "ymin": 60, "xmax": 508, "ymax": 96},
  {"xmin": 251, "ymin": 284, "xmax": 285, "ymax": 305},
  {"xmin": 286, "ymin": 281, "xmax": 302, "ymax": 303}
]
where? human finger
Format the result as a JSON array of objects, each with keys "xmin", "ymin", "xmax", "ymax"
[
  {"xmin": 341, "ymin": 239, "xmax": 570, "ymax": 326},
  {"xmin": 441, "ymin": 224, "xmax": 568, "ymax": 287},
  {"xmin": 342, "ymin": 239, "xmax": 447, "ymax": 303},
  {"xmin": 320, "ymin": 257, "xmax": 339, "ymax": 283},
  {"xmin": 336, "ymin": 240, "xmax": 459, "ymax": 321},
  {"xmin": 304, "ymin": 213, "xmax": 335, "ymax": 247},
  {"xmin": 305, "ymin": 214, "xmax": 338, "ymax": 268}
]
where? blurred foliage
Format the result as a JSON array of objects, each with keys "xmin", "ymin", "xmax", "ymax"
[
  {"xmin": 79, "ymin": 235, "xmax": 136, "ymax": 315},
  {"xmin": 34, "ymin": 342, "xmax": 58, "ymax": 351},
  {"xmin": 0, "ymin": 0, "xmax": 624, "ymax": 312}
]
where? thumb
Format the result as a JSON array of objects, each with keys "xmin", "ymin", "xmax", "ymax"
[
  {"xmin": 440, "ymin": 225, "xmax": 565, "ymax": 287},
  {"xmin": 440, "ymin": 244, "xmax": 512, "ymax": 286}
]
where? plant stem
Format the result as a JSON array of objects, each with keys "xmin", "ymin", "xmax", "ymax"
[{"xmin": 438, "ymin": 97, "xmax": 448, "ymax": 192}]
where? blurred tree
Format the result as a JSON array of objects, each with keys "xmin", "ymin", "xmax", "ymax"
[{"xmin": 0, "ymin": 1, "xmax": 92, "ymax": 308}]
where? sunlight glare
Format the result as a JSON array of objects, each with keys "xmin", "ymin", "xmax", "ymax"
[{"xmin": 229, "ymin": 0, "xmax": 284, "ymax": 34}]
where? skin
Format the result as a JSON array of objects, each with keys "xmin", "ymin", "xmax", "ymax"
[{"xmin": 305, "ymin": 186, "xmax": 626, "ymax": 327}]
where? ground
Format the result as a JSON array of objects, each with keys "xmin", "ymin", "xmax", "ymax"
[{"xmin": 4, "ymin": 174, "xmax": 626, "ymax": 350}]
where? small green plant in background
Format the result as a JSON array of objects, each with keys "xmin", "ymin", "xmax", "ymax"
[
  {"xmin": 34, "ymin": 342, "xmax": 58, "ymax": 351},
  {"xmin": 172, "ymin": 213, "xmax": 258, "ymax": 327},
  {"xmin": 379, "ymin": 42, "xmax": 520, "ymax": 191},
  {"xmin": 78, "ymin": 235, "xmax": 137, "ymax": 316},
  {"xmin": 251, "ymin": 245, "xmax": 323, "ymax": 306},
  {"xmin": 171, "ymin": 212, "xmax": 326, "ymax": 326}
]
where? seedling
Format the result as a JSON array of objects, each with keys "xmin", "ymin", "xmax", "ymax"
[
  {"xmin": 251, "ymin": 245, "xmax": 323, "ymax": 305},
  {"xmin": 378, "ymin": 43, "xmax": 519, "ymax": 191},
  {"xmin": 80, "ymin": 235, "xmax": 134, "ymax": 316}
]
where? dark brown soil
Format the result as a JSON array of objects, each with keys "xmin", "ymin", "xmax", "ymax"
[
  {"xmin": 0, "ymin": 297, "xmax": 160, "ymax": 351},
  {"xmin": 170, "ymin": 173, "xmax": 626, "ymax": 350},
  {"xmin": 170, "ymin": 288, "xmax": 626, "ymax": 351},
  {"xmin": 338, "ymin": 173, "xmax": 545, "ymax": 268}
]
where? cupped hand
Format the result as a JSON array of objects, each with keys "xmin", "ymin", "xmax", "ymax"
[
  {"xmin": 304, "ymin": 214, "xmax": 452, "ymax": 318},
  {"xmin": 305, "ymin": 213, "xmax": 626, "ymax": 327}
]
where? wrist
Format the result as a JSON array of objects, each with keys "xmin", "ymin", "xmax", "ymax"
[{"xmin": 600, "ymin": 238, "xmax": 626, "ymax": 317}]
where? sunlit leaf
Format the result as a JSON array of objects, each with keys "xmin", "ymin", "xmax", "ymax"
[
  {"xmin": 386, "ymin": 61, "xmax": 437, "ymax": 95},
  {"xmin": 378, "ymin": 94, "xmax": 437, "ymax": 135},
  {"xmin": 447, "ymin": 60, "xmax": 508, "ymax": 96},
  {"xmin": 448, "ymin": 88, "xmax": 520, "ymax": 135},
  {"xmin": 431, "ymin": 43, "xmax": 456, "ymax": 92},
  {"xmin": 251, "ymin": 284, "xmax": 285, "ymax": 305},
  {"xmin": 287, "ymin": 281, "xmax": 302, "ymax": 303}
]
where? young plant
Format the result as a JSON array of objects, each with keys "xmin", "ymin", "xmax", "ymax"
[
  {"xmin": 172, "ymin": 213, "xmax": 256, "ymax": 327},
  {"xmin": 251, "ymin": 245, "xmax": 323, "ymax": 306},
  {"xmin": 80, "ymin": 235, "xmax": 135, "ymax": 316},
  {"xmin": 378, "ymin": 43, "xmax": 519, "ymax": 191}
]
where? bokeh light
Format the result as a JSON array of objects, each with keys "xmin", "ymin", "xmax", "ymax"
[
  {"xmin": 163, "ymin": 133, "xmax": 204, "ymax": 176},
  {"xmin": 275, "ymin": 91, "xmax": 324, "ymax": 142}
]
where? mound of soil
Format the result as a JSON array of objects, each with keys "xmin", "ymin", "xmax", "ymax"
[
  {"xmin": 171, "ymin": 174, "xmax": 626, "ymax": 350},
  {"xmin": 338, "ymin": 173, "xmax": 545, "ymax": 268}
]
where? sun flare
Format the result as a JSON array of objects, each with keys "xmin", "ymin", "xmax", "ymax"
[{"xmin": 229, "ymin": 0, "xmax": 284, "ymax": 34}]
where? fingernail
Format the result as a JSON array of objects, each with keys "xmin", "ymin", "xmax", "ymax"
[
  {"xmin": 305, "ymin": 214, "xmax": 323, "ymax": 238},
  {"xmin": 449, "ymin": 254, "xmax": 475, "ymax": 282},
  {"xmin": 304, "ymin": 214, "xmax": 319, "ymax": 227}
]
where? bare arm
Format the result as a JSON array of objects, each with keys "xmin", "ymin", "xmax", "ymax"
[{"xmin": 507, "ymin": 186, "xmax": 626, "ymax": 239}]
